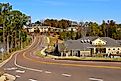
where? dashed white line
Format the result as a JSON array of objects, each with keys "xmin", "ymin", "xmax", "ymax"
[
  {"xmin": 62, "ymin": 73, "xmax": 71, "ymax": 77},
  {"xmin": 45, "ymin": 71, "xmax": 52, "ymax": 74},
  {"xmin": 89, "ymin": 77, "xmax": 103, "ymax": 81},
  {"xmin": 16, "ymin": 70, "xmax": 25, "ymax": 73},
  {"xmin": 15, "ymin": 75, "xmax": 21, "ymax": 78},
  {"xmin": 4, "ymin": 67, "xmax": 17, "ymax": 71},
  {"xmin": 29, "ymin": 78, "xmax": 37, "ymax": 81}
]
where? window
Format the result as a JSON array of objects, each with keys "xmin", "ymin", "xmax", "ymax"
[
  {"xmin": 113, "ymin": 48, "xmax": 115, "ymax": 50},
  {"xmin": 108, "ymin": 49, "xmax": 110, "ymax": 50},
  {"xmin": 118, "ymin": 48, "xmax": 120, "ymax": 50}
]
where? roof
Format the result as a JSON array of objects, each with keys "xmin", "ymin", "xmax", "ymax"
[
  {"xmin": 64, "ymin": 40, "xmax": 91, "ymax": 51},
  {"xmin": 79, "ymin": 37, "xmax": 121, "ymax": 47},
  {"xmin": 117, "ymin": 40, "xmax": 121, "ymax": 44},
  {"xmin": 38, "ymin": 26, "xmax": 50, "ymax": 28},
  {"xmin": 78, "ymin": 36, "xmax": 99, "ymax": 41},
  {"xmin": 100, "ymin": 37, "xmax": 121, "ymax": 47},
  {"xmin": 58, "ymin": 37, "xmax": 121, "ymax": 51}
]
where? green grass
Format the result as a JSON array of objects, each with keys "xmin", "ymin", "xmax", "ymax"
[
  {"xmin": 0, "ymin": 53, "xmax": 11, "ymax": 63},
  {"xmin": 36, "ymin": 51, "xmax": 45, "ymax": 58},
  {"xmin": 0, "ymin": 38, "xmax": 32, "ymax": 63},
  {"xmin": 35, "ymin": 50, "xmax": 58, "ymax": 58}
]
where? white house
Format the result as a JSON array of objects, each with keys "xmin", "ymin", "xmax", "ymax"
[{"xmin": 66, "ymin": 27, "xmax": 78, "ymax": 32}]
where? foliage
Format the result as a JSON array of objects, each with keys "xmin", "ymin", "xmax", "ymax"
[
  {"xmin": 34, "ymin": 19, "xmax": 121, "ymax": 40},
  {"xmin": 0, "ymin": 3, "xmax": 29, "ymax": 54}
]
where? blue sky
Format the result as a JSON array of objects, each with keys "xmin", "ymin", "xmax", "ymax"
[{"xmin": 2, "ymin": 0, "xmax": 121, "ymax": 23}]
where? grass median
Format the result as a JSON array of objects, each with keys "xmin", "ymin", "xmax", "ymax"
[
  {"xmin": 35, "ymin": 50, "xmax": 121, "ymax": 62},
  {"xmin": 36, "ymin": 51, "xmax": 45, "ymax": 58}
]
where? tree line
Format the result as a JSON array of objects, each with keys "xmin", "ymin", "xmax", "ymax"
[
  {"xmin": 0, "ymin": 3, "xmax": 30, "ymax": 54},
  {"xmin": 35, "ymin": 19, "xmax": 121, "ymax": 40}
]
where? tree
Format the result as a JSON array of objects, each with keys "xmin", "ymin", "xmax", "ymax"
[
  {"xmin": 0, "ymin": 3, "xmax": 12, "ymax": 53},
  {"xmin": 0, "ymin": 3, "xmax": 29, "ymax": 53},
  {"xmin": 87, "ymin": 22, "xmax": 100, "ymax": 36}
]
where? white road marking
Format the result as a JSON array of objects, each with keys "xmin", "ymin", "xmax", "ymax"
[
  {"xmin": 15, "ymin": 75, "xmax": 21, "ymax": 78},
  {"xmin": 4, "ymin": 67, "xmax": 17, "ymax": 71},
  {"xmin": 29, "ymin": 78, "xmax": 37, "ymax": 81},
  {"xmin": 45, "ymin": 71, "xmax": 52, "ymax": 74},
  {"xmin": 89, "ymin": 77, "xmax": 103, "ymax": 81},
  {"xmin": 14, "ymin": 54, "xmax": 43, "ymax": 73},
  {"xmin": 16, "ymin": 70, "xmax": 25, "ymax": 73},
  {"xmin": 62, "ymin": 73, "xmax": 71, "ymax": 77}
]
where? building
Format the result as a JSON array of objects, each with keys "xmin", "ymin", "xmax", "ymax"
[
  {"xmin": 66, "ymin": 27, "xmax": 78, "ymax": 32},
  {"xmin": 27, "ymin": 25, "xmax": 64, "ymax": 33},
  {"xmin": 56, "ymin": 37, "xmax": 121, "ymax": 57}
]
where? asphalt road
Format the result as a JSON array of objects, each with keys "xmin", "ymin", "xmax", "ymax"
[{"xmin": 1, "ymin": 35, "xmax": 121, "ymax": 81}]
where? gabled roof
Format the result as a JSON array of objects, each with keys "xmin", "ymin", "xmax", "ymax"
[
  {"xmin": 58, "ymin": 37, "xmax": 121, "ymax": 52},
  {"xmin": 78, "ymin": 36, "xmax": 99, "ymax": 41},
  {"xmin": 79, "ymin": 37, "xmax": 121, "ymax": 47},
  {"xmin": 100, "ymin": 37, "xmax": 121, "ymax": 47},
  {"xmin": 64, "ymin": 40, "xmax": 91, "ymax": 51},
  {"xmin": 92, "ymin": 37, "xmax": 107, "ymax": 43}
]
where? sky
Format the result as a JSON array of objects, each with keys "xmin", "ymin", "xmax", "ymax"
[{"xmin": 1, "ymin": 0, "xmax": 121, "ymax": 23}]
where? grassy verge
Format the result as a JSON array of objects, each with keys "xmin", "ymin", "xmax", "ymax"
[
  {"xmin": 36, "ymin": 51, "xmax": 45, "ymax": 58},
  {"xmin": 0, "ymin": 37, "xmax": 32, "ymax": 63},
  {"xmin": 46, "ymin": 36, "xmax": 63, "ymax": 52},
  {"xmin": 55, "ymin": 57, "xmax": 121, "ymax": 62},
  {"xmin": 35, "ymin": 50, "xmax": 58, "ymax": 58}
]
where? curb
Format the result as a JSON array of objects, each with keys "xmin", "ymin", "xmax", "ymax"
[{"xmin": 55, "ymin": 58, "xmax": 121, "ymax": 62}]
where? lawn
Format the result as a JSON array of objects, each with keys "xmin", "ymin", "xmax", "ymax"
[{"xmin": 36, "ymin": 51, "xmax": 45, "ymax": 58}]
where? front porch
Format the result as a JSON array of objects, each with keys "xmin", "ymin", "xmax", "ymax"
[{"xmin": 60, "ymin": 49, "xmax": 90, "ymax": 57}]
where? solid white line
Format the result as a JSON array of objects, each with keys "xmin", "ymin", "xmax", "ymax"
[
  {"xmin": 14, "ymin": 54, "xmax": 43, "ymax": 73},
  {"xmin": 30, "ymin": 52, "xmax": 39, "ymax": 58},
  {"xmin": 62, "ymin": 73, "xmax": 71, "ymax": 77},
  {"xmin": 0, "ymin": 36, "xmax": 37, "ymax": 68},
  {"xmin": 89, "ymin": 77, "xmax": 103, "ymax": 81},
  {"xmin": 45, "ymin": 71, "xmax": 52, "ymax": 74}
]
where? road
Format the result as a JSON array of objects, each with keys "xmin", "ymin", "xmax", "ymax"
[{"xmin": 1, "ymin": 35, "xmax": 121, "ymax": 81}]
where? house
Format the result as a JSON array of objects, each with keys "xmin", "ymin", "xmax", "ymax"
[
  {"xmin": 28, "ymin": 25, "xmax": 64, "ymax": 33},
  {"xmin": 38, "ymin": 26, "xmax": 50, "ymax": 32},
  {"xmin": 66, "ymin": 27, "xmax": 78, "ymax": 32},
  {"xmin": 56, "ymin": 37, "xmax": 121, "ymax": 57}
]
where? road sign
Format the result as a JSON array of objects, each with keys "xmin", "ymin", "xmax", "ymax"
[
  {"xmin": 0, "ymin": 48, "xmax": 4, "ymax": 61},
  {"xmin": 0, "ymin": 48, "xmax": 4, "ymax": 53}
]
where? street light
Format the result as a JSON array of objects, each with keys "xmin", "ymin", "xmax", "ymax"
[{"xmin": 0, "ymin": 48, "xmax": 4, "ymax": 61}]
